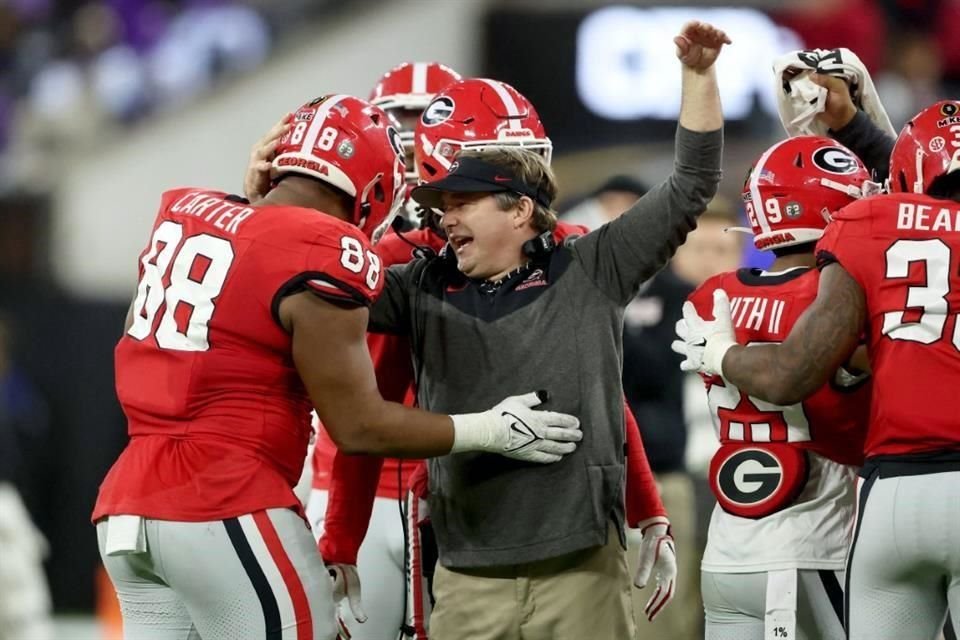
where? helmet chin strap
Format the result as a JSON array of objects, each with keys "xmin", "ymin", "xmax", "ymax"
[
  {"xmin": 357, "ymin": 172, "xmax": 383, "ymax": 230},
  {"xmin": 914, "ymin": 148, "xmax": 925, "ymax": 194}
]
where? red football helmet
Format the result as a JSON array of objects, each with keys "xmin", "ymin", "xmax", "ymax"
[
  {"xmin": 413, "ymin": 78, "xmax": 553, "ymax": 181},
  {"xmin": 740, "ymin": 136, "xmax": 870, "ymax": 251},
  {"xmin": 369, "ymin": 62, "xmax": 463, "ymax": 183},
  {"xmin": 272, "ymin": 94, "xmax": 406, "ymax": 244},
  {"xmin": 889, "ymin": 100, "xmax": 960, "ymax": 194}
]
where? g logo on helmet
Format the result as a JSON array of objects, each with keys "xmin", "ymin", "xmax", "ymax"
[
  {"xmin": 386, "ymin": 126, "xmax": 404, "ymax": 160},
  {"xmin": 709, "ymin": 443, "xmax": 808, "ymax": 519},
  {"xmin": 812, "ymin": 147, "xmax": 859, "ymax": 175},
  {"xmin": 421, "ymin": 97, "xmax": 456, "ymax": 126}
]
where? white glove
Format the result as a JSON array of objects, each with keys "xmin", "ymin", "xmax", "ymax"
[
  {"xmin": 671, "ymin": 289, "xmax": 736, "ymax": 376},
  {"xmin": 450, "ymin": 391, "xmax": 582, "ymax": 463},
  {"xmin": 633, "ymin": 517, "xmax": 677, "ymax": 622},
  {"xmin": 328, "ymin": 563, "xmax": 367, "ymax": 624}
]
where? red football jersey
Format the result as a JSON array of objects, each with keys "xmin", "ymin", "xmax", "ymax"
[
  {"xmin": 690, "ymin": 267, "xmax": 870, "ymax": 466},
  {"xmin": 93, "ymin": 187, "xmax": 383, "ymax": 522},
  {"xmin": 818, "ymin": 193, "xmax": 960, "ymax": 457}
]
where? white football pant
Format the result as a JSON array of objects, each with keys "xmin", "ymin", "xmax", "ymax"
[
  {"xmin": 702, "ymin": 569, "xmax": 845, "ymax": 640},
  {"xmin": 846, "ymin": 469, "xmax": 960, "ymax": 640},
  {"xmin": 97, "ymin": 508, "xmax": 337, "ymax": 640}
]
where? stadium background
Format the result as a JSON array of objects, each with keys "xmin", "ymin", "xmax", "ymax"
[{"xmin": 0, "ymin": 0, "xmax": 956, "ymax": 635}]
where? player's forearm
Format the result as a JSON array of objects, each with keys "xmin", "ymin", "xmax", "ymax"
[
  {"xmin": 721, "ymin": 343, "xmax": 824, "ymax": 406},
  {"xmin": 679, "ymin": 65, "xmax": 722, "ymax": 132},
  {"xmin": 325, "ymin": 400, "xmax": 454, "ymax": 458}
]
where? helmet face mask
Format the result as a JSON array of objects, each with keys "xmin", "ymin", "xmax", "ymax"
[
  {"xmin": 740, "ymin": 136, "xmax": 870, "ymax": 251},
  {"xmin": 414, "ymin": 78, "xmax": 553, "ymax": 182},
  {"xmin": 271, "ymin": 95, "xmax": 406, "ymax": 244},
  {"xmin": 889, "ymin": 100, "xmax": 960, "ymax": 195}
]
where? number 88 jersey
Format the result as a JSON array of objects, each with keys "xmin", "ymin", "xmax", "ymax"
[{"xmin": 95, "ymin": 187, "xmax": 383, "ymax": 523}]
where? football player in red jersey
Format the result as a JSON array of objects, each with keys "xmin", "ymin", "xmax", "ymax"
[
  {"xmin": 686, "ymin": 136, "xmax": 872, "ymax": 640},
  {"xmin": 94, "ymin": 94, "xmax": 582, "ymax": 640},
  {"xmin": 674, "ymin": 100, "xmax": 960, "ymax": 640}
]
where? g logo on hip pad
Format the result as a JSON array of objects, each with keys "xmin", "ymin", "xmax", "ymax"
[{"xmin": 709, "ymin": 443, "xmax": 808, "ymax": 519}]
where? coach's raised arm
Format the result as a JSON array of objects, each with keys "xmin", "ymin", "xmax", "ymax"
[{"xmin": 573, "ymin": 20, "xmax": 728, "ymax": 305}]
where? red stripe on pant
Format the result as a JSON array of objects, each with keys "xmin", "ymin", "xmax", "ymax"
[
  {"xmin": 253, "ymin": 510, "xmax": 314, "ymax": 640},
  {"xmin": 407, "ymin": 494, "xmax": 428, "ymax": 639}
]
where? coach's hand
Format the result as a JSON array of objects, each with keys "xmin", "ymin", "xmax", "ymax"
[
  {"xmin": 450, "ymin": 391, "xmax": 582, "ymax": 463},
  {"xmin": 329, "ymin": 563, "xmax": 367, "ymax": 624},
  {"xmin": 633, "ymin": 517, "xmax": 677, "ymax": 622},
  {"xmin": 672, "ymin": 289, "xmax": 736, "ymax": 376},
  {"xmin": 674, "ymin": 21, "xmax": 731, "ymax": 71},
  {"xmin": 244, "ymin": 113, "xmax": 291, "ymax": 202}
]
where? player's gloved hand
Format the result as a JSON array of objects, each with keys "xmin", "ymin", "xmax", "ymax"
[
  {"xmin": 244, "ymin": 113, "xmax": 292, "ymax": 202},
  {"xmin": 328, "ymin": 563, "xmax": 367, "ymax": 624},
  {"xmin": 671, "ymin": 289, "xmax": 737, "ymax": 376},
  {"xmin": 633, "ymin": 517, "xmax": 677, "ymax": 622},
  {"xmin": 450, "ymin": 391, "xmax": 582, "ymax": 463}
]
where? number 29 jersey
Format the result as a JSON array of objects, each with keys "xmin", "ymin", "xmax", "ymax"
[
  {"xmin": 817, "ymin": 193, "xmax": 960, "ymax": 458},
  {"xmin": 689, "ymin": 267, "xmax": 870, "ymax": 572},
  {"xmin": 93, "ymin": 187, "xmax": 383, "ymax": 523}
]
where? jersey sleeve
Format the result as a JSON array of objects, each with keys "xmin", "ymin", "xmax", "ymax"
[
  {"xmin": 815, "ymin": 199, "xmax": 874, "ymax": 289},
  {"xmin": 571, "ymin": 127, "xmax": 723, "ymax": 305},
  {"xmin": 301, "ymin": 226, "xmax": 383, "ymax": 307},
  {"xmin": 686, "ymin": 273, "xmax": 723, "ymax": 320},
  {"xmin": 624, "ymin": 401, "xmax": 667, "ymax": 526},
  {"xmin": 317, "ymin": 449, "xmax": 383, "ymax": 565}
]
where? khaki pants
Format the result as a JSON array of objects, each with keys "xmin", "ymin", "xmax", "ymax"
[
  {"xmin": 430, "ymin": 524, "xmax": 634, "ymax": 640},
  {"xmin": 629, "ymin": 471, "xmax": 700, "ymax": 640}
]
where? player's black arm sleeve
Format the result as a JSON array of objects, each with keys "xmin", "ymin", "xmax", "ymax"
[
  {"xmin": 367, "ymin": 261, "xmax": 414, "ymax": 336},
  {"xmin": 572, "ymin": 126, "xmax": 723, "ymax": 305},
  {"xmin": 831, "ymin": 110, "xmax": 896, "ymax": 183}
]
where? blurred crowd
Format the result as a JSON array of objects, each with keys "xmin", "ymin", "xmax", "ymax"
[
  {"xmin": 0, "ymin": 0, "xmax": 370, "ymax": 190},
  {"xmin": 773, "ymin": 0, "xmax": 960, "ymax": 126}
]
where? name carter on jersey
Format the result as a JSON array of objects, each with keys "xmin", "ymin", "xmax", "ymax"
[{"xmin": 169, "ymin": 190, "xmax": 256, "ymax": 235}]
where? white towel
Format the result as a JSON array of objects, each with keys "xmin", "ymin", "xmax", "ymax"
[{"xmin": 773, "ymin": 48, "xmax": 897, "ymax": 138}]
